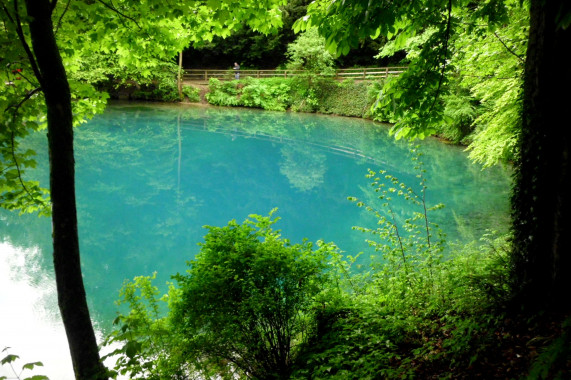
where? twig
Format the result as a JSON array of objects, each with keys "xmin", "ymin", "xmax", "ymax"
[
  {"xmin": 4, "ymin": 87, "xmax": 43, "ymax": 204},
  {"xmin": 13, "ymin": 0, "xmax": 44, "ymax": 87},
  {"xmin": 5, "ymin": 87, "xmax": 42, "ymax": 113},
  {"xmin": 10, "ymin": 130, "xmax": 35, "ymax": 201},
  {"xmin": 426, "ymin": 0, "xmax": 453, "ymax": 115},
  {"xmin": 54, "ymin": 0, "xmax": 71, "ymax": 35},
  {"xmin": 96, "ymin": 0, "xmax": 141, "ymax": 29},
  {"xmin": 493, "ymin": 31, "xmax": 525, "ymax": 64}
]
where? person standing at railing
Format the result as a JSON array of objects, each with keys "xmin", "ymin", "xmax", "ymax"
[{"xmin": 233, "ymin": 62, "xmax": 240, "ymax": 80}]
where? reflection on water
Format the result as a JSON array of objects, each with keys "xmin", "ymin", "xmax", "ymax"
[
  {"xmin": 0, "ymin": 102, "xmax": 512, "ymax": 379},
  {"xmin": 0, "ymin": 242, "xmax": 73, "ymax": 380}
]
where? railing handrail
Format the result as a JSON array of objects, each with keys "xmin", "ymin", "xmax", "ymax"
[{"xmin": 182, "ymin": 67, "xmax": 407, "ymax": 81}]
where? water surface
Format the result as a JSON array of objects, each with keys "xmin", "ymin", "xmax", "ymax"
[{"xmin": 0, "ymin": 103, "xmax": 511, "ymax": 379}]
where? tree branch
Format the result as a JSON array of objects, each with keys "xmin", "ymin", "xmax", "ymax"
[
  {"xmin": 54, "ymin": 0, "xmax": 71, "ymax": 35},
  {"xmin": 3, "ymin": 87, "xmax": 44, "ymax": 202},
  {"xmin": 494, "ymin": 31, "xmax": 525, "ymax": 64},
  {"xmin": 5, "ymin": 87, "xmax": 42, "ymax": 113},
  {"xmin": 10, "ymin": 130, "xmax": 35, "ymax": 201},
  {"xmin": 96, "ymin": 0, "xmax": 142, "ymax": 29},
  {"xmin": 13, "ymin": 0, "xmax": 44, "ymax": 86},
  {"xmin": 427, "ymin": 0, "xmax": 453, "ymax": 115}
]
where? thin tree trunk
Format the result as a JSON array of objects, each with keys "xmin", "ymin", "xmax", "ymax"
[
  {"xmin": 178, "ymin": 51, "xmax": 183, "ymax": 99},
  {"xmin": 25, "ymin": 1, "xmax": 108, "ymax": 378},
  {"xmin": 511, "ymin": 0, "xmax": 571, "ymax": 310}
]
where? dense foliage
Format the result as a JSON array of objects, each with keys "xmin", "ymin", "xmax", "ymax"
[
  {"xmin": 104, "ymin": 211, "xmax": 338, "ymax": 379},
  {"xmin": 2, "ymin": 0, "xmax": 570, "ymax": 377},
  {"xmin": 205, "ymin": 76, "xmax": 379, "ymax": 117},
  {"xmin": 101, "ymin": 149, "xmax": 569, "ymax": 379},
  {"xmin": 295, "ymin": 0, "xmax": 527, "ymax": 166}
]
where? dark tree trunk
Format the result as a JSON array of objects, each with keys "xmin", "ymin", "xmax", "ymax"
[
  {"xmin": 24, "ymin": 1, "xmax": 108, "ymax": 378},
  {"xmin": 511, "ymin": 0, "xmax": 571, "ymax": 311}
]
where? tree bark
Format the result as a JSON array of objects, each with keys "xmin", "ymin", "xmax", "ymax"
[
  {"xmin": 511, "ymin": 0, "xmax": 571, "ymax": 310},
  {"xmin": 24, "ymin": 1, "xmax": 108, "ymax": 378}
]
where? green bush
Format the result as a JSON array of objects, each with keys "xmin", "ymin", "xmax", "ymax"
[
  {"xmin": 205, "ymin": 78, "xmax": 241, "ymax": 106},
  {"xmin": 240, "ymin": 77, "xmax": 292, "ymax": 111},
  {"xmin": 205, "ymin": 76, "xmax": 381, "ymax": 117},
  {"xmin": 288, "ymin": 75, "xmax": 326, "ymax": 113},
  {"xmin": 317, "ymin": 79, "xmax": 379, "ymax": 117},
  {"xmin": 182, "ymin": 85, "xmax": 200, "ymax": 102},
  {"xmin": 130, "ymin": 78, "xmax": 180, "ymax": 102},
  {"xmin": 170, "ymin": 210, "xmax": 337, "ymax": 379},
  {"xmin": 289, "ymin": 76, "xmax": 381, "ymax": 117},
  {"xmin": 291, "ymin": 147, "xmax": 512, "ymax": 379}
]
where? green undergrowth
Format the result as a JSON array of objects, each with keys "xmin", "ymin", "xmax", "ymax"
[
  {"xmin": 96, "ymin": 146, "xmax": 562, "ymax": 379},
  {"xmin": 205, "ymin": 76, "xmax": 381, "ymax": 118}
]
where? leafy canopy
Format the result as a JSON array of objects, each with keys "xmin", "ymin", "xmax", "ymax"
[
  {"xmin": 295, "ymin": 0, "xmax": 524, "ymax": 166},
  {"xmin": 0, "ymin": 0, "xmax": 287, "ymax": 213}
]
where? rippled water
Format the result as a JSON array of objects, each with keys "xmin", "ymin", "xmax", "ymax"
[{"xmin": 0, "ymin": 103, "xmax": 511, "ymax": 379}]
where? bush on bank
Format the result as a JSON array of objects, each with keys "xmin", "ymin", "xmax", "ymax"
[{"xmin": 205, "ymin": 76, "xmax": 381, "ymax": 118}]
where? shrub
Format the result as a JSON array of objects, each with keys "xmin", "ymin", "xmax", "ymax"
[
  {"xmin": 317, "ymin": 79, "xmax": 378, "ymax": 117},
  {"xmin": 286, "ymin": 27, "xmax": 335, "ymax": 75},
  {"xmin": 169, "ymin": 211, "xmax": 338, "ymax": 379},
  {"xmin": 205, "ymin": 78, "xmax": 241, "ymax": 106},
  {"xmin": 182, "ymin": 85, "xmax": 200, "ymax": 103},
  {"xmin": 240, "ymin": 77, "xmax": 292, "ymax": 111}
]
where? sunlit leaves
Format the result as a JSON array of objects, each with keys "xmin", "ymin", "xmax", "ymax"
[
  {"xmin": 298, "ymin": 0, "xmax": 525, "ymax": 167},
  {"xmin": 286, "ymin": 27, "xmax": 335, "ymax": 74},
  {"xmin": 1, "ymin": 0, "xmax": 287, "ymax": 214}
]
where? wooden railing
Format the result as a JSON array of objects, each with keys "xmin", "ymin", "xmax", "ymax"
[{"xmin": 183, "ymin": 67, "xmax": 407, "ymax": 82}]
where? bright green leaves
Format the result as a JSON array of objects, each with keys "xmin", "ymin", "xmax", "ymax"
[
  {"xmin": 298, "ymin": 0, "xmax": 525, "ymax": 167},
  {"xmin": 286, "ymin": 27, "xmax": 335, "ymax": 74},
  {"xmin": 456, "ymin": 0, "xmax": 528, "ymax": 166},
  {"xmin": 169, "ymin": 210, "xmax": 337, "ymax": 378},
  {"xmin": 0, "ymin": 80, "xmax": 51, "ymax": 215},
  {"xmin": 102, "ymin": 273, "xmax": 175, "ymax": 379}
]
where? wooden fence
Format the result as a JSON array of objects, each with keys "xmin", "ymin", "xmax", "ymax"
[{"xmin": 183, "ymin": 67, "xmax": 407, "ymax": 82}]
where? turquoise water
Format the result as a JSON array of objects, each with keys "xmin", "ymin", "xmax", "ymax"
[{"xmin": 0, "ymin": 103, "xmax": 511, "ymax": 378}]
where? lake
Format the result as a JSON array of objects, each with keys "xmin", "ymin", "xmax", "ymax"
[{"xmin": 0, "ymin": 103, "xmax": 511, "ymax": 379}]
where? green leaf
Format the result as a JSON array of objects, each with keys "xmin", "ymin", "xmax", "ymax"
[
  {"xmin": 1, "ymin": 354, "xmax": 19, "ymax": 365},
  {"xmin": 124, "ymin": 340, "xmax": 141, "ymax": 359},
  {"xmin": 23, "ymin": 361, "xmax": 44, "ymax": 370}
]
